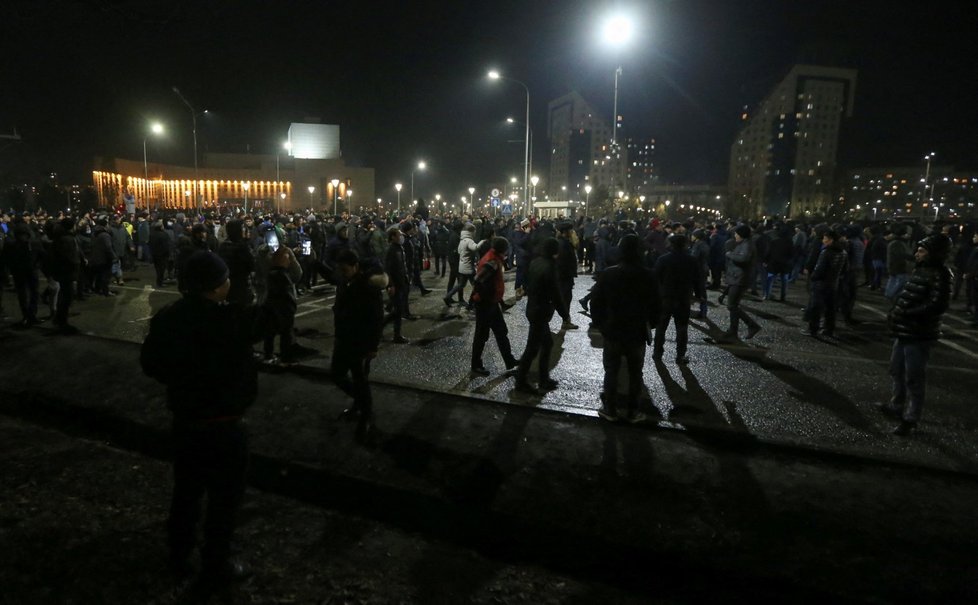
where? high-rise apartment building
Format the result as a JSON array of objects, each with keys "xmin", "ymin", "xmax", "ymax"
[
  {"xmin": 626, "ymin": 137, "xmax": 656, "ymax": 194},
  {"xmin": 728, "ymin": 64, "xmax": 857, "ymax": 218},
  {"xmin": 547, "ymin": 91, "xmax": 625, "ymax": 198}
]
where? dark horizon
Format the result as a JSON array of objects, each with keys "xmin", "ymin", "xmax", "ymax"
[{"xmin": 2, "ymin": 0, "xmax": 976, "ymax": 197}]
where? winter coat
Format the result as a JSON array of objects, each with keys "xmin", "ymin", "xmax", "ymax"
[
  {"xmin": 334, "ymin": 267, "xmax": 388, "ymax": 356},
  {"xmin": 89, "ymin": 226, "xmax": 116, "ymax": 266},
  {"xmin": 218, "ymin": 239, "xmax": 256, "ymax": 305},
  {"xmin": 810, "ymin": 242, "xmax": 848, "ymax": 290},
  {"xmin": 765, "ymin": 231, "xmax": 794, "ymax": 275},
  {"xmin": 590, "ymin": 260, "xmax": 660, "ymax": 345},
  {"xmin": 472, "ymin": 248, "xmax": 506, "ymax": 305},
  {"xmin": 149, "ymin": 228, "xmax": 171, "ymax": 259},
  {"xmin": 457, "ymin": 230, "xmax": 480, "ymax": 275},
  {"xmin": 887, "ymin": 238, "xmax": 913, "ymax": 275},
  {"xmin": 888, "ymin": 258, "xmax": 951, "ymax": 341},
  {"xmin": 654, "ymin": 250, "xmax": 704, "ymax": 303},
  {"xmin": 724, "ymin": 238, "xmax": 754, "ymax": 287},
  {"xmin": 523, "ymin": 254, "xmax": 565, "ymax": 322},
  {"xmin": 385, "ymin": 242, "xmax": 409, "ymax": 289}
]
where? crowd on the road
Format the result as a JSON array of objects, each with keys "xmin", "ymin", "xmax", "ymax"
[{"xmin": 1, "ymin": 202, "xmax": 973, "ymax": 588}]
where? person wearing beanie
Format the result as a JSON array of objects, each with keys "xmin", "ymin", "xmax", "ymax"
[
  {"xmin": 140, "ymin": 249, "xmax": 272, "ymax": 584},
  {"xmin": 589, "ymin": 234, "xmax": 660, "ymax": 422},
  {"xmin": 470, "ymin": 237, "xmax": 520, "ymax": 376},
  {"xmin": 717, "ymin": 224, "xmax": 762, "ymax": 343},
  {"xmin": 879, "ymin": 234, "xmax": 952, "ymax": 436}
]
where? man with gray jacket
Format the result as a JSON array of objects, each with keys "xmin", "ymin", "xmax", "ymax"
[
  {"xmin": 444, "ymin": 222, "xmax": 482, "ymax": 310},
  {"xmin": 717, "ymin": 224, "xmax": 762, "ymax": 343}
]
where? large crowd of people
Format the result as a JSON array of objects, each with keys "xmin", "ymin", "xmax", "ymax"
[{"xmin": 1, "ymin": 203, "xmax": 974, "ymax": 587}]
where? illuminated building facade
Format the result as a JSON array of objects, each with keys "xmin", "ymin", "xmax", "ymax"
[
  {"xmin": 729, "ymin": 64, "xmax": 857, "ymax": 218},
  {"xmin": 625, "ymin": 137, "xmax": 656, "ymax": 194},
  {"xmin": 844, "ymin": 166, "xmax": 978, "ymax": 221},
  {"xmin": 92, "ymin": 152, "xmax": 375, "ymax": 214},
  {"xmin": 547, "ymin": 91, "xmax": 626, "ymax": 197}
]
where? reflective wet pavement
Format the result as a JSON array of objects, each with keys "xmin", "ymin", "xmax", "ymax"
[{"xmin": 28, "ymin": 261, "xmax": 978, "ymax": 475}]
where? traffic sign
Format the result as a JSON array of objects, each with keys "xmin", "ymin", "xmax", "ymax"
[
  {"xmin": 491, "ymin": 188, "xmax": 501, "ymax": 198},
  {"xmin": 490, "ymin": 197, "xmax": 501, "ymax": 207},
  {"xmin": 501, "ymin": 203, "xmax": 513, "ymax": 216}
]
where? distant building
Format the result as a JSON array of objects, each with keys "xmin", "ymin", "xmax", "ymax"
[
  {"xmin": 287, "ymin": 122, "xmax": 341, "ymax": 160},
  {"xmin": 641, "ymin": 184, "xmax": 727, "ymax": 221},
  {"xmin": 547, "ymin": 91, "xmax": 625, "ymax": 198},
  {"xmin": 728, "ymin": 64, "xmax": 857, "ymax": 218},
  {"xmin": 844, "ymin": 166, "xmax": 978, "ymax": 221},
  {"xmin": 625, "ymin": 137, "xmax": 656, "ymax": 194}
]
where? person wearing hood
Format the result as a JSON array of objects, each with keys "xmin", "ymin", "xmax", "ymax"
[
  {"xmin": 470, "ymin": 237, "xmax": 519, "ymax": 376},
  {"xmin": 444, "ymin": 222, "xmax": 482, "ymax": 309},
  {"xmin": 218, "ymin": 219, "xmax": 257, "ymax": 305},
  {"xmin": 879, "ymin": 234, "xmax": 952, "ymax": 436}
]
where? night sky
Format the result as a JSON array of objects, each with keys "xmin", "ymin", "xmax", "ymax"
[{"xmin": 2, "ymin": 0, "xmax": 975, "ymax": 199}]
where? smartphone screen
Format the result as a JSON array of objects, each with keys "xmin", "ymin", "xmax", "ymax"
[
  {"xmin": 302, "ymin": 240, "xmax": 312, "ymax": 256},
  {"xmin": 265, "ymin": 231, "xmax": 280, "ymax": 252}
]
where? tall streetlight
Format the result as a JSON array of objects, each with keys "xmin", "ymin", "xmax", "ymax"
[
  {"xmin": 331, "ymin": 178, "xmax": 340, "ymax": 216},
  {"xmin": 530, "ymin": 176, "xmax": 539, "ymax": 211},
  {"xmin": 584, "ymin": 184, "xmax": 592, "ymax": 216},
  {"xmin": 411, "ymin": 161, "xmax": 426, "ymax": 204},
  {"xmin": 921, "ymin": 151, "xmax": 936, "ymax": 216},
  {"xmin": 395, "ymin": 183, "xmax": 403, "ymax": 214},
  {"xmin": 600, "ymin": 13, "xmax": 635, "ymax": 191},
  {"xmin": 308, "ymin": 185, "xmax": 315, "ymax": 207},
  {"xmin": 348, "ymin": 189, "xmax": 353, "ymax": 213},
  {"xmin": 505, "ymin": 117, "xmax": 534, "ymax": 199},
  {"xmin": 279, "ymin": 191, "xmax": 287, "ymax": 214},
  {"xmin": 172, "ymin": 87, "xmax": 207, "ymax": 215},
  {"xmin": 242, "ymin": 182, "xmax": 250, "ymax": 213},
  {"xmin": 143, "ymin": 122, "xmax": 164, "ymax": 209},
  {"xmin": 468, "ymin": 187, "xmax": 475, "ymax": 215},
  {"xmin": 488, "ymin": 70, "xmax": 530, "ymax": 216}
]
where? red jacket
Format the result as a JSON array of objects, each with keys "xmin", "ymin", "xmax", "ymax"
[{"xmin": 472, "ymin": 248, "xmax": 506, "ymax": 303}]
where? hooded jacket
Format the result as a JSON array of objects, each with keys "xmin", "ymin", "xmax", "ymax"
[
  {"xmin": 457, "ymin": 228, "xmax": 480, "ymax": 275},
  {"xmin": 888, "ymin": 248, "xmax": 951, "ymax": 341}
]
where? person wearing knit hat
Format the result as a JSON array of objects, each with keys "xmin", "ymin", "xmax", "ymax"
[
  {"xmin": 717, "ymin": 223, "xmax": 762, "ymax": 343},
  {"xmin": 878, "ymin": 233, "xmax": 952, "ymax": 436},
  {"xmin": 141, "ymin": 246, "xmax": 273, "ymax": 583}
]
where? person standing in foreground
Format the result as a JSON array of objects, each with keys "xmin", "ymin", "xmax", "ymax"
[
  {"xmin": 140, "ymin": 250, "xmax": 269, "ymax": 586},
  {"xmin": 879, "ymin": 234, "xmax": 952, "ymax": 436},
  {"xmin": 590, "ymin": 234, "xmax": 660, "ymax": 423},
  {"xmin": 653, "ymin": 233, "xmax": 704, "ymax": 364},
  {"xmin": 332, "ymin": 249, "xmax": 388, "ymax": 442}
]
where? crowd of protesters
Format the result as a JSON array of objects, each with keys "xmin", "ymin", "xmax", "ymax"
[{"xmin": 0, "ymin": 202, "xmax": 972, "ymax": 588}]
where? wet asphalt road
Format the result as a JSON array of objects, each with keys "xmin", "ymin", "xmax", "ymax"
[{"xmin": 20, "ymin": 260, "xmax": 978, "ymax": 474}]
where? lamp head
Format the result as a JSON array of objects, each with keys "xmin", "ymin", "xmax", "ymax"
[{"xmin": 487, "ymin": 70, "xmax": 501, "ymax": 80}]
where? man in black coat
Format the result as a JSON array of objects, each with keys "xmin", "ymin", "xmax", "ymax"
[
  {"xmin": 332, "ymin": 249, "xmax": 388, "ymax": 441},
  {"xmin": 802, "ymin": 229, "xmax": 847, "ymax": 337},
  {"xmin": 384, "ymin": 227, "xmax": 411, "ymax": 343},
  {"xmin": 513, "ymin": 237, "xmax": 577, "ymax": 393},
  {"xmin": 879, "ymin": 234, "xmax": 952, "ymax": 436},
  {"xmin": 140, "ymin": 250, "xmax": 270, "ymax": 584},
  {"xmin": 148, "ymin": 221, "xmax": 172, "ymax": 288},
  {"xmin": 555, "ymin": 222, "xmax": 578, "ymax": 320},
  {"xmin": 653, "ymin": 234, "xmax": 704, "ymax": 364},
  {"xmin": 590, "ymin": 234, "xmax": 660, "ymax": 423},
  {"xmin": 217, "ymin": 219, "xmax": 256, "ymax": 305}
]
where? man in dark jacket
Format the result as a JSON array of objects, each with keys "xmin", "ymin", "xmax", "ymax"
[
  {"xmin": 51, "ymin": 218, "xmax": 81, "ymax": 333},
  {"xmin": 332, "ymin": 249, "xmax": 388, "ymax": 441},
  {"xmin": 802, "ymin": 229, "xmax": 847, "ymax": 337},
  {"xmin": 653, "ymin": 234, "xmax": 704, "ymax": 364},
  {"xmin": 556, "ymin": 222, "xmax": 578, "ymax": 319},
  {"xmin": 513, "ymin": 237, "xmax": 577, "ymax": 393},
  {"xmin": 140, "ymin": 250, "xmax": 269, "ymax": 584},
  {"xmin": 879, "ymin": 234, "xmax": 952, "ymax": 436},
  {"xmin": 217, "ymin": 219, "xmax": 256, "ymax": 305},
  {"xmin": 470, "ymin": 237, "xmax": 520, "ymax": 376},
  {"xmin": 148, "ymin": 221, "xmax": 172, "ymax": 288},
  {"xmin": 590, "ymin": 234, "xmax": 660, "ymax": 423},
  {"xmin": 384, "ymin": 226, "xmax": 410, "ymax": 343},
  {"xmin": 89, "ymin": 216, "xmax": 116, "ymax": 296},
  {"xmin": 4, "ymin": 221, "xmax": 43, "ymax": 326},
  {"xmin": 717, "ymin": 224, "xmax": 762, "ymax": 343}
]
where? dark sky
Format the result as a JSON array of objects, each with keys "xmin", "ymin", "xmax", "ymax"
[{"xmin": 2, "ymin": 0, "xmax": 976, "ymax": 199}]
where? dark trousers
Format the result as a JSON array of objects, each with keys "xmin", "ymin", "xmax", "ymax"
[
  {"xmin": 92, "ymin": 262, "xmax": 111, "ymax": 295},
  {"xmin": 385, "ymin": 286, "xmax": 407, "ymax": 337},
  {"xmin": 331, "ymin": 343, "xmax": 373, "ymax": 419},
  {"xmin": 263, "ymin": 309, "xmax": 295, "ymax": 358},
  {"xmin": 808, "ymin": 285, "xmax": 837, "ymax": 335},
  {"xmin": 889, "ymin": 339, "xmax": 932, "ymax": 422},
  {"xmin": 602, "ymin": 339, "xmax": 646, "ymax": 410},
  {"xmin": 839, "ymin": 273, "xmax": 858, "ymax": 320},
  {"xmin": 654, "ymin": 299, "xmax": 690, "ymax": 358},
  {"xmin": 725, "ymin": 285, "xmax": 760, "ymax": 336},
  {"xmin": 516, "ymin": 319, "xmax": 553, "ymax": 382},
  {"xmin": 559, "ymin": 278, "xmax": 574, "ymax": 319},
  {"xmin": 13, "ymin": 273, "xmax": 39, "ymax": 322},
  {"xmin": 168, "ymin": 420, "xmax": 248, "ymax": 570},
  {"xmin": 472, "ymin": 302, "xmax": 516, "ymax": 369},
  {"xmin": 445, "ymin": 255, "xmax": 461, "ymax": 296},
  {"xmin": 154, "ymin": 256, "xmax": 168, "ymax": 287},
  {"xmin": 446, "ymin": 273, "xmax": 474, "ymax": 304},
  {"xmin": 434, "ymin": 253, "xmax": 448, "ymax": 277},
  {"xmin": 54, "ymin": 276, "xmax": 74, "ymax": 326}
]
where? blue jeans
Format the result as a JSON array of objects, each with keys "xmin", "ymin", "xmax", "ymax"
[
  {"xmin": 764, "ymin": 272, "xmax": 790, "ymax": 300},
  {"xmin": 871, "ymin": 260, "xmax": 885, "ymax": 290},
  {"xmin": 889, "ymin": 339, "xmax": 932, "ymax": 422},
  {"xmin": 885, "ymin": 274, "xmax": 908, "ymax": 300}
]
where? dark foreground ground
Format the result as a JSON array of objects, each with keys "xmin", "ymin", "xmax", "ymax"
[{"xmin": 2, "ymin": 328, "xmax": 978, "ymax": 604}]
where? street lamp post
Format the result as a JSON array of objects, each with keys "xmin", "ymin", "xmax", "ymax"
[
  {"xmin": 601, "ymin": 14, "xmax": 635, "ymax": 191},
  {"xmin": 489, "ymin": 71, "xmax": 530, "ymax": 217},
  {"xmin": 395, "ymin": 183, "xmax": 403, "ymax": 214},
  {"xmin": 410, "ymin": 161, "xmax": 426, "ymax": 205},
  {"xmin": 308, "ymin": 186, "xmax": 315, "ymax": 207},
  {"xmin": 584, "ymin": 184, "xmax": 592, "ymax": 216},
  {"xmin": 530, "ymin": 176, "xmax": 539, "ymax": 213},
  {"xmin": 467, "ymin": 187, "xmax": 475, "ymax": 216},
  {"xmin": 331, "ymin": 178, "xmax": 340, "ymax": 216},
  {"xmin": 142, "ymin": 122, "xmax": 164, "ymax": 210},
  {"xmin": 921, "ymin": 152, "xmax": 936, "ymax": 217},
  {"xmin": 279, "ymin": 192, "xmax": 286, "ymax": 214},
  {"xmin": 242, "ymin": 182, "xmax": 250, "ymax": 213},
  {"xmin": 172, "ymin": 87, "xmax": 206, "ymax": 216}
]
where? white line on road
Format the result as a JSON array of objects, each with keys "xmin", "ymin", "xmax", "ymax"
[{"xmin": 857, "ymin": 302, "xmax": 978, "ymax": 360}]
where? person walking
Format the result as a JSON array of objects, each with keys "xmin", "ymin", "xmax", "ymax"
[
  {"xmin": 802, "ymin": 229, "xmax": 847, "ymax": 338},
  {"xmin": 878, "ymin": 234, "xmax": 952, "ymax": 436},
  {"xmin": 444, "ymin": 222, "xmax": 482, "ymax": 309},
  {"xmin": 717, "ymin": 224, "xmax": 762, "ymax": 343},
  {"xmin": 470, "ymin": 237, "xmax": 519, "ymax": 376},
  {"xmin": 589, "ymin": 234, "xmax": 660, "ymax": 422},
  {"xmin": 383, "ymin": 226, "xmax": 410, "ymax": 343},
  {"xmin": 513, "ymin": 237, "xmax": 577, "ymax": 393}
]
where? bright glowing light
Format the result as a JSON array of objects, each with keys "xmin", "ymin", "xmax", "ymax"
[
  {"xmin": 487, "ymin": 70, "xmax": 501, "ymax": 80},
  {"xmin": 151, "ymin": 123, "xmax": 164, "ymax": 134},
  {"xmin": 330, "ymin": 178, "xmax": 340, "ymax": 187},
  {"xmin": 530, "ymin": 176, "xmax": 539, "ymax": 186},
  {"xmin": 602, "ymin": 14, "xmax": 635, "ymax": 47},
  {"xmin": 395, "ymin": 183, "xmax": 402, "ymax": 192},
  {"xmin": 308, "ymin": 186, "xmax": 315, "ymax": 194},
  {"xmin": 584, "ymin": 185, "xmax": 592, "ymax": 194},
  {"xmin": 417, "ymin": 161, "xmax": 426, "ymax": 171}
]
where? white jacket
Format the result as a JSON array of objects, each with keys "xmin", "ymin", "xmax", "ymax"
[{"xmin": 457, "ymin": 230, "xmax": 481, "ymax": 275}]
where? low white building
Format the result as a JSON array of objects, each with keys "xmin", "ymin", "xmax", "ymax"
[{"xmin": 533, "ymin": 200, "xmax": 581, "ymax": 220}]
